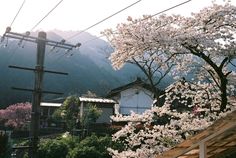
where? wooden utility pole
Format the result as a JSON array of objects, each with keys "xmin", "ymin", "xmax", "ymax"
[
  {"xmin": 30, "ymin": 31, "xmax": 46, "ymax": 158},
  {"xmin": 1, "ymin": 27, "xmax": 81, "ymax": 158}
]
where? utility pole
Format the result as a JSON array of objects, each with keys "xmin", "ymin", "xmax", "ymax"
[
  {"xmin": 1, "ymin": 27, "xmax": 81, "ymax": 158},
  {"xmin": 30, "ymin": 31, "xmax": 46, "ymax": 158}
]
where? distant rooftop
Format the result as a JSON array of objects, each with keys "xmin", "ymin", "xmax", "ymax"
[
  {"xmin": 40, "ymin": 102, "xmax": 61, "ymax": 107},
  {"xmin": 107, "ymin": 77, "xmax": 162, "ymax": 97},
  {"xmin": 40, "ymin": 97, "xmax": 116, "ymax": 107},
  {"xmin": 79, "ymin": 97, "xmax": 116, "ymax": 104}
]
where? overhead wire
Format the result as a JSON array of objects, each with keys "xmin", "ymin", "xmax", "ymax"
[
  {"xmin": 1, "ymin": 0, "xmax": 25, "ymax": 46},
  {"xmin": 52, "ymin": 0, "xmax": 192, "ymax": 64},
  {"xmin": 0, "ymin": 0, "xmax": 26, "ymax": 68},
  {"xmin": 141, "ymin": 0, "xmax": 191, "ymax": 21},
  {"xmin": 81, "ymin": 0, "xmax": 192, "ymax": 46},
  {"xmin": 30, "ymin": 0, "xmax": 64, "ymax": 32},
  {"xmin": 52, "ymin": 0, "xmax": 142, "ymax": 63},
  {"xmin": 10, "ymin": 0, "xmax": 26, "ymax": 28},
  {"xmin": 67, "ymin": 0, "xmax": 142, "ymax": 40}
]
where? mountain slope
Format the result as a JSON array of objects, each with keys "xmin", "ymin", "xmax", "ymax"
[{"xmin": 0, "ymin": 30, "xmax": 141, "ymax": 108}]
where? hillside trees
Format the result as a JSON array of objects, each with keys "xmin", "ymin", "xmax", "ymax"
[
  {"xmin": 0, "ymin": 132, "xmax": 11, "ymax": 158},
  {"xmin": 103, "ymin": 2, "xmax": 236, "ymax": 111}
]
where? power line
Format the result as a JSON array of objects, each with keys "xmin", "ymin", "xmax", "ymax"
[
  {"xmin": 10, "ymin": 0, "xmax": 26, "ymax": 27},
  {"xmin": 1, "ymin": 0, "xmax": 26, "ymax": 67},
  {"xmin": 82, "ymin": 34, "xmax": 104, "ymax": 46},
  {"xmin": 30, "ymin": 0, "xmax": 64, "ymax": 31},
  {"xmin": 67, "ymin": 0, "xmax": 142, "ymax": 40},
  {"xmin": 52, "ymin": 0, "xmax": 142, "ymax": 64},
  {"xmin": 142, "ymin": 0, "xmax": 191, "ymax": 21},
  {"xmin": 53, "ymin": 0, "xmax": 192, "ymax": 64},
  {"xmin": 81, "ymin": 0, "xmax": 192, "ymax": 45}
]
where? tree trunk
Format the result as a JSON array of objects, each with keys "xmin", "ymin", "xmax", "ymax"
[
  {"xmin": 186, "ymin": 46, "xmax": 230, "ymax": 112},
  {"xmin": 220, "ymin": 77, "xmax": 228, "ymax": 111}
]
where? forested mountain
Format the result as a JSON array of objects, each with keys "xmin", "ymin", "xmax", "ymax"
[{"xmin": 0, "ymin": 31, "xmax": 145, "ymax": 108}]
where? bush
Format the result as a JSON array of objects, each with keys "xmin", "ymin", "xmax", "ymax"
[
  {"xmin": 38, "ymin": 138, "xmax": 69, "ymax": 158},
  {"xmin": 67, "ymin": 134, "xmax": 122, "ymax": 158},
  {"xmin": 67, "ymin": 146, "xmax": 102, "ymax": 158},
  {"xmin": 36, "ymin": 133, "xmax": 122, "ymax": 158},
  {"xmin": 0, "ymin": 131, "xmax": 11, "ymax": 158}
]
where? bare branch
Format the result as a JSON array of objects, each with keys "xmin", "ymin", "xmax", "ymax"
[{"xmin": 219, "ymin": 57, "xmax": 229, "ymax": 70}]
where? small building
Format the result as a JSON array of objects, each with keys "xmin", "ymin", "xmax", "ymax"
[
  {"xmin": 39, "ymin": 97, "xmax": 116, "ymax": 127},
  {"xmin": 40, "ymin": 102, "xmax": 62, "ymax": 128},
  {"xmin": 79, "ymin": 97, "xmax": 116, "ymax": 123},
  {"xmin": 107, "ymin": 78, "xmax": 160, "ymax": 115}
]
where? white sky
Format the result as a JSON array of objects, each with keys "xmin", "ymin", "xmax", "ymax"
[{"xmin": 0, "ymin": 0, "xmax": 236, "ymax": 37}]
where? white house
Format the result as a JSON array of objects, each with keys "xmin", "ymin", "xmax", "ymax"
[{"xmin": 107, "ymin": 78, "xmax": 160, "ymax": 115}]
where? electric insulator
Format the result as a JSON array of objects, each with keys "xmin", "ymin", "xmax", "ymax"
[
  {"xmin": 0, "ymin": 37, "xmax": 4, "ymax": 43},
  {"xmin": 76, "ymin": 43, "xmax": 81, "ymax": 48},
  {"xmin": 60, "ymin": 39, "xmax": 66, "ymax": 44},
  {"xmin": 6, "ymin": 27, "xmax": 11, "ymax": 33},
  {"xmin": 25, "ymin": 31, "xmax": 30, "ymax": 36},
  {"xmin": 50, "ymin": 46, "xmax": 55, "ymax": 51}
]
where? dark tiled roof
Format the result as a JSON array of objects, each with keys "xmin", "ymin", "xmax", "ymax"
[{"xmin": 107, "ymin": 78, "xmax": 161, "ymax": 97}]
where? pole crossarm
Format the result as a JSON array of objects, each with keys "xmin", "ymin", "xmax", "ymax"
[
  {"xmin": 9, "ymin": 65, "xmax": 68, "ymax": 75},
  {"xmin": 2, "ymin": 27, "xmax": 81, "ymax": 50},
  {"xmin": 12, "ymin": 87, "xmax": 64, "ymax": 95}
]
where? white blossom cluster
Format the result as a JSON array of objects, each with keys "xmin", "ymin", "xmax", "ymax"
[
  {"xmin": 102, "ymin": 1, "xmax": 236, "ymax": 78},
  {"xmin": 109, "ymin": 80, "xmax": 235, "ymax": 158}
]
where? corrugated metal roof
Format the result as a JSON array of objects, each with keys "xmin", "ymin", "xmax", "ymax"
[
  {"xmin": 79, "ymin": 97, "xmax": 116, "ymax": 104},
  {"xmin": 40, "ymin": 102, "xmax": 62, "ymax": 107},
  {"xmin": 40, "ymin": 97, "xmax": 116, "ymax": 107}
]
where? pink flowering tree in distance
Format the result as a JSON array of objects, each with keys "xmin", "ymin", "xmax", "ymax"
[
  {"xmin": 0, "ymin": 102, "xmax": 31, "ymax": 130},
  {"xmin": 103, "ymin": 1, "xmax": 236, "ymax": 157}
]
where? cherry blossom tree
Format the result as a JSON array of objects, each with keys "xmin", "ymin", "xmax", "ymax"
[
  {"xmin": 108, "ymin": 79, "xmax": 235, "ymax": 158},
  {"xmin": 103, "ymin": 15, "xmax": 178, "ymax": 101},
  {"xmin": 103, "ymin": 1, "xmax": 236, "ymax": 111},
  {"xmin": 102, "ymin": 1, "xmax": 236, "ymax": 157},
  {"xmin": 0, "ymin": 102, "xmax": 31, "ymax": 129}
]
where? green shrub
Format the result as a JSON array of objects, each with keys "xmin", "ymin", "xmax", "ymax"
[
  {"xmin": 68, "ymin": 134, "xmax": 126, "ymax": 158},
  {"xmin": 0, "ymin": 132, "xmax": 11, "ymax": 158},
  {"xmin": 54, "ymin": 96, "xmax": 80, "ymax": 132},
  {"xmin": 37, "ymin": 138, "xmax": 69, "ymax": 158},
  {"xmin": 67, "ymin": 134, "xmax": 112, "ymax": 158},
  {"xmin": 67, "ymin": 146, "xmax": 102, "ymax": 158},
  {"xmin": 36, "ymin": 134, "xmax": 123, "ymax": 158},
  {"xmin": 82, "ymin": 104, "xmax": 102, "ymax": 129}
]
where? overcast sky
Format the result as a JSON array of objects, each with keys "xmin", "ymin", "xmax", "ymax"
[{"xmin": 0, "ymin": 0, "xmax": 235, "ymax": 37}]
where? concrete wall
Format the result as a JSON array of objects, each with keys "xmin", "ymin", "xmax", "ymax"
[
  {"xmin": 96, "ymin": 107, "xmax": 113, "ymax": 123},
  {"xmin": 119, "ymin": 86, "xmax": 154, "ymax": 114}
]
